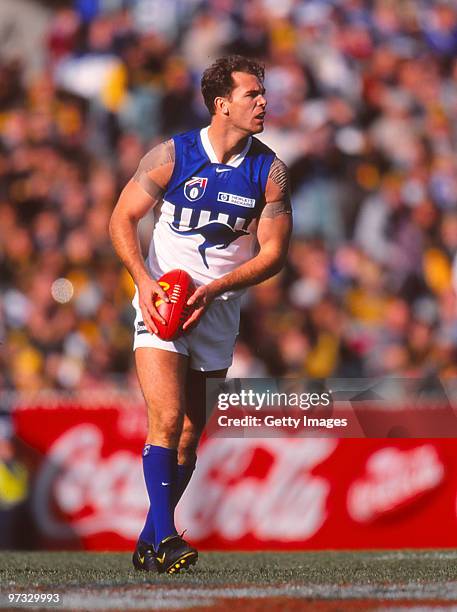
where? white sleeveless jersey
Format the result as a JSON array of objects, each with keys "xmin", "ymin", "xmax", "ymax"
[{"xmin": 146, "ymin": 127, "xmax": 275, "ymax": 300}]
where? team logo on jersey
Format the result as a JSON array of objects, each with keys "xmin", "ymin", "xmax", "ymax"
[
  {"xmin": 184, "ymin": 177, "xmax": 208, "ymax": 201},
  {"xmin": 169, "ymin": 221, "xmax": 249, "ymax": 269}
]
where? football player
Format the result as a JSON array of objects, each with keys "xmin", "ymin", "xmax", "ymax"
[{"xmin": 109, "ymin": 55, "xmax": 292, "ymax": 574}]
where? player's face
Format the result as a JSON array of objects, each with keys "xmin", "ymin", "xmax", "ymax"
[{"xmin": 225, "ymin": 71, "xmax": 267, "ymax": 135}]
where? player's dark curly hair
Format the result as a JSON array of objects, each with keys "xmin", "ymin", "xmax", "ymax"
[{"xmin": 201, "ymin": 55, "xmax": 265, "ymax": 115}]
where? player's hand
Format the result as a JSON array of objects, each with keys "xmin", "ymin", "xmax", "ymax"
[
  {"xmin": 183, "ymin": 284, "xmax": 215, "ymax": 331},
  {"xmin": 137, "ymin": 275, "xmax": 169, "ymax": 335}
]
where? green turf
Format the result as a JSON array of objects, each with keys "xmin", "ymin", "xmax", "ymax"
[{"xmin": 1, "ymin": 550, "xmax": 457, "ymax": 589}]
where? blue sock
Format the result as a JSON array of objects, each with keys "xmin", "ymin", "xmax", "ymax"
[
  {"xmin": 174, "ymin": 460, "xmax": 196, "ymax": 508},
  {"xmin": 139, "ymin": 507, "xmax": 155, "ymax": 547},
  {"xmin": 139, "ymin": 444, "xmax": 178, "ymax": 549}
]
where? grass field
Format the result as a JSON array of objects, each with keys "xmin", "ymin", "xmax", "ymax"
[{"xmin": 1, "ymin": 550, "xmax": 457, "ymax": 611}]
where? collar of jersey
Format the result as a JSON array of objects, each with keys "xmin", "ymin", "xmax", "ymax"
[{"xmin": 199, "ymin": 126, "xmax": 252, "ymax": 168}]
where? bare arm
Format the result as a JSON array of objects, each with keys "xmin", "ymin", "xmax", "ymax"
[
  {"xmin": 109, "ymin": 139, "xmax": 175, "ymax": 333},
  {"xmin": 184, "ymin": 156, "xmax": 292, "ymax": 329}
]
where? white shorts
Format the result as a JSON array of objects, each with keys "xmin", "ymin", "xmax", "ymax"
[{"xmin": 132, "ymin": 290, "xmax": 240, "ymax": 371}]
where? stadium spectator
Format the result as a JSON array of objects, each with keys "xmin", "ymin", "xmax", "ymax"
[{"xmin": 2, "ymin": 0, "xmax": 457, "ymax": 390}]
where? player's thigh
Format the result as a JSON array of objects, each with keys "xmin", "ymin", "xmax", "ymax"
[
  {"xmin": 184, "ymin": 368, "xmax": 228, "ymax": 432},
  {"xmin": 135, "ymin": 347, "xmax": 189, "ymax": 417}
]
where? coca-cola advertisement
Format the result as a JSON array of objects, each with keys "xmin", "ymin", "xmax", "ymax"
[{"xmin": 9, "ymin": 397, "xmax": 457, "ymax": 551}]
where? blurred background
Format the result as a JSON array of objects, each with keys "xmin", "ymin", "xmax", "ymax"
[
  {"xmin": 2, "ymin": 0, "xmax": 457, "ymax": 551},
  {"xmin": 2, "ymin": 0, "xmax": 457, "ymax": 389}
]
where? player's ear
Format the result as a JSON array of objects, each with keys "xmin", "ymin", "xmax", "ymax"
[{"xmin": 214, "ymin": 96, "xmax": 229, "ymax": 116}]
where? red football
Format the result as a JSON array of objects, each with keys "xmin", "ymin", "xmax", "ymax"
[{"xmin": 154, "ymin": 269, "xmax": 195, "ymax": 340}]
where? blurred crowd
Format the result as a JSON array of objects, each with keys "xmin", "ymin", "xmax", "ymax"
[{"xmin": 2, "ymin": 0, "xmax": 457, "ymax": 392}]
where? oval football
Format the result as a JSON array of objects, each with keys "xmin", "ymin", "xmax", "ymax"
[{"xmin": 154, "ymin": 269, "xmax": 195, "ymax": 341}]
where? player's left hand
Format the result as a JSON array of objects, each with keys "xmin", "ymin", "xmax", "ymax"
[{"xmin": 183, "ymin": 284, "xmax": 216, "ymax": 331}]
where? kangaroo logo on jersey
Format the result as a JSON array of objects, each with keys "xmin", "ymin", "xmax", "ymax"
[
  {"xmin": 169, "ymin": 221, "xmax": 249, "ymax": 269},
  {"xmin": 184, "ymin": 177, "xmax": 208, "ymax": 201}
]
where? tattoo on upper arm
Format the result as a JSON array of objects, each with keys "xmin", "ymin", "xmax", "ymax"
[
  {"xmin": 261, "ymin": 157, "xmax": 292, "ymax": 218},
  {"xmin": 268, "ymin": 157, "xmax": 289, "ymax": 196},
  {"xmin": 134, "ymin": 139, "xmax": 175, "ymax": 174},
  {"xmin": 133, "ymin": 139, "xmax": 175, "ymax": 198},
  {"xmin": 135, "ymin": 174, "xmax": 164, "ymax": 200},
  {"xmin": 261, "ymin": 198, "xmax": 292, "ymax": 218}
]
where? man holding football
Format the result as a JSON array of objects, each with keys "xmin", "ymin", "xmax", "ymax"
[{"xmin": 109, "ymin": 55, "xmax": 292, "ymax": 574}]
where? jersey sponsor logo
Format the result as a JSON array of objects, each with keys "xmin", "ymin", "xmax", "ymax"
[
  {"xmin": 168, "ymin": 221, "xmax": 249, "ymax": 269},
  {"xmin": 184, "ymin": 177, "xmax": 208, "ymax": 201},
  {"xmin": 217, "ymin": 192, "xmax": 256, "ymax": 208}
]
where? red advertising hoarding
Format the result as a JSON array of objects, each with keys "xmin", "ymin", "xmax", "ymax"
[{"xmin": 11, "ymin": 399, "xmax": 457, "ymax": 550}]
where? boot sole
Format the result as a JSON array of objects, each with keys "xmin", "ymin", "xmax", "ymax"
[{"xmin": 165, "ymin": 551, "xmax": 198, "ymax": 575}]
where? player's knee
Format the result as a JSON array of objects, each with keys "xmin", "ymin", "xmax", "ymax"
[{"xmin": 150, "ymin": 413, "xmax": 183, "ymax": 445}]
